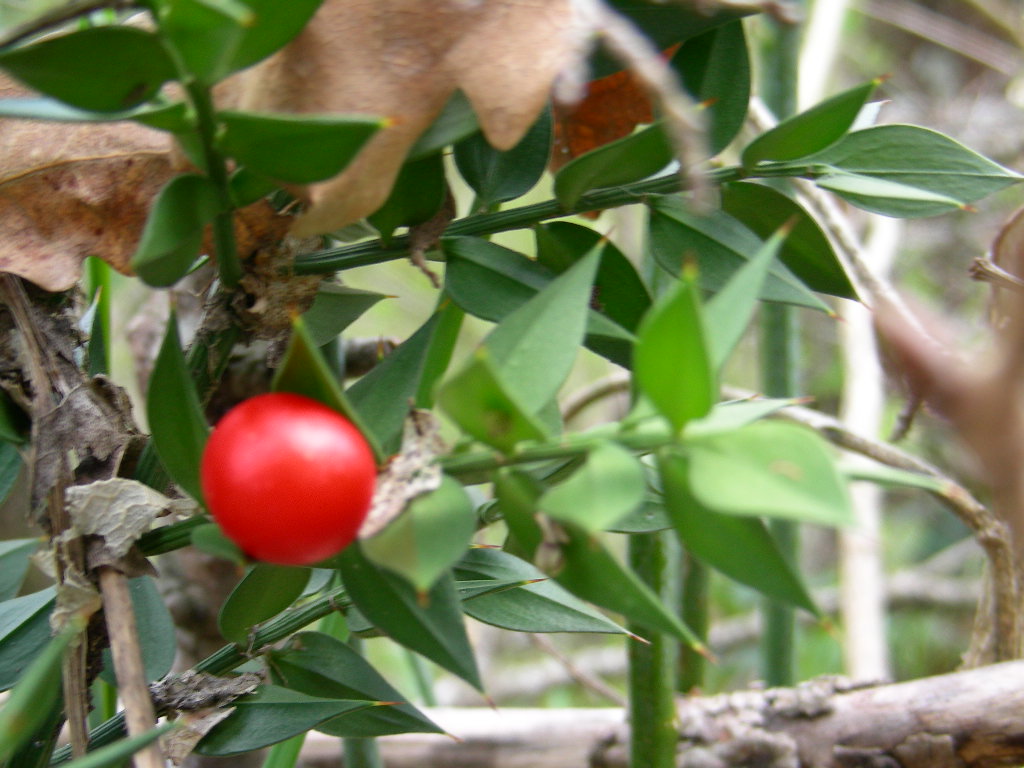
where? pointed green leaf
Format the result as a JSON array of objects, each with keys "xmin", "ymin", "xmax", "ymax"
[
  {"xmin": 540, "ymin": 442, "xmax": 645, "ymax": 532},
  {"xmin": 0, "ymin": 540, "xmax": 37, "ymax": 603},
  {"xmin": 806, "ymin": 124, "xmax": 1023, "ymax": 216},
  {"xmin": 148, "ymin": 314, "xmax": 209, "ymax": 501},
  {"xmin": 648, "ymin": 196, "xmax": 831, "ymax": 312},
  {"xmin": 302, "ymin": 284, "xmax": 387, "ymax": 347},
  {"xmin": 455, "ymin": 107, "xmax": 552, "ymax": 209},
  {"xmin": 721, "ymin": 181, "xmax": 855, "ymax": 298},
  {"xmin": 158, "ymin": 0, "xmax": 249, "ymax": 84},
  {"xmin": 270, "ymin": 631, "xmax": 442, "ymax": 737},
  {"xmin": 436, "ymin": 350, "xmax": 549, "ymax": 452},
  {"xmin": 368, "ymin": 152, "xmax": 446, "ymax": 242},
  {"xmin": 0, "ymin": 589, "xmax": 55, "ymax": 691},
  {"xmin": 339, "ymin": 545, "xmax": 481, "ymax": 689},
  {"xmin": 556, "ymin": 525, "xmax": 701, "ymax": 647},
  {"xmin": 484, "ymin": 249, "xmax": 600, "ymax": 409},
  {"xmin": 407, "ymin": 90, "xmax": 479, "ymax": 159},
  {"xmin": 219, "ymin": 110, "xmax": 383, "ymax": 184},
  {"xmin": 223, "ymin": 0, "xmax": 327, "ymax": 73},
  {"xmin": 841, "ymin": 461, "xmax": 947, "ymax": 494},
  {"xmin": 0, "ymin": 618, "xmax": 81, "ymax": 764},
  {"xmin": 131, "ymin": 174, "xmax": 222, "ymax": 287},
  {"xmin": 814, "ymin": 172, "xmax": 965, "ymax": 218},
  {"xmin": 555, "ymin": 123, "xmax": 673, "ymax": 209},
  {"xmin": 61, "ymin": 725, "xmax": 175, "ymax": 768},
  {"xmin": 742, "ymin": 79, "xmax": 880, "ymax": 166},
  {"xmin": 634, "ymin": 271, "xmax": 715, "ymax": 432},
  {"xmin": 494, "ymin": 469, "xmax": 546, "ymax": 560},
  {"xmin": 674, "ymin": 20, "xmax": 749, "ymax": 155},
  {"xmin": 456, "ymin": 548, "xmax": 628, "ymax": 635},
  {"xmin": 659, "ymin": 449, "xmax": 817, "ymax": 613},
  {"xmin": 687, "ymin": 420, "xmax": 854, "ymax": 526},
  {"xmin": 348, "ymin": 304, "xmax": 462, "ymax": 454},
  {"xmin": 0, "ymin": 28, "xmax": 175, "ymax": 112},
  {"xmin": 0, "ymin": 446, "xmax": 22, "ymax": 508},
  {"xmin": 684, "ymin": 397, "xmax": 801, "ymax": 438},
  {"xmin": 362, "ymin": 475, "xmax": 476, "ymax": 593},
  {"xmin": 705, "ymin": 224, "xmax": 790, "ymax": 370},
  {"xmin": 191, "ymin": 522, "xmax": 246, "ymax": 564},
  {"xmin": 218, "ymin": 565, "xmax": 311, "ymax": 646},
  {"xmin": 197, "ymin": 685, "xmax": 375, "ymax": 756},
  {"xmin": 273, "ymin": 315, "xmax": 382, "ymax": 461},
  {"xmin": 535, "ymin": 222, "xmax": 651, "ymax": 332}
]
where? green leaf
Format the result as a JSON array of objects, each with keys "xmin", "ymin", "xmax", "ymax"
[
  {"xmin": 60, "ymin": 725, "xmax": 175, "ymax": 768},
  {"xmin": 0, "ymin": 617, "xmax": 81, "ymax": 764},
  {"xmin": 0, "ymin": 444, "xmax": 21, "ymax": 507},
  {"xmin": 348, "ymin": 303, "xmax": 463, "ymax": 454},
  {"xmin": 0, "ymin": 97, "xmax": 190, "ymax": 131},
  {"xmin": 648, "ymin": 196, "xmax": 831, "ymax": 312},
  {"xmin": 456, "ymin": 548, "xmax": 628, "ymax": 634},
  {"xmin": 223, "ymin": 0, "xmax": 327, "ymax": 74},
  {"xmin": 148, "ymin": 314, "xmax": 209, "ymax": 501},
  {"xmin": 442, "ymin": 236, "xmax": 635, "ymax": 368},
  {"xmin": 0, "ymin": 588, "xmax": 55, "ymax": 691},
  {"xmin": 455, "ymin": 107, "xmax": 552, "ymax": 210},
  {"xmin": 436, "ymin": 350, "xmax": 549, "ymax": 453},
  {"xmin": 540, "ymin": 442, "xmax": 645, "ymax": 532},
  {"xmin": 658, "ymin": 449, "xmax": 817, "ymax": 613},
  {"xmin": 362, "ymin": 475, "xmax": 476, "ymax": 594},
  {"xmin": 704, "ymin": 223, "xmax": 789, "ymax": 370},
  {"xmin": 191, "ymin": 522, "xmax": 246, "ymax": 564},
  {"xmin": 407, "ymin": 90, "xmax": 479, "ymax": 159},
  {"xmin": 805, "ymin": 124, "xmax": 1023, "ymax": 217},
  {"xmin": 684, "ymin": 397, "xmax": 801, "ymax": 438},
  {"xmin": 555, "ymin": 525, "xmax": 702, "ymax": 647},
  {"xmin": 607, "ymin": 500, "xmax": 673, "ymax": 534},
  {"xmin": 273, "ymin": 315, "xmax": 382, "ymax": 462},
  {"xmin": 219, "ymin": 110, "xmax": 383, "ymax": 184},
  {"xmin": 158, "ymin": 0, "xmax": 250, "ymax": 84},
  {"xmin": 0, "ymin": 27, "xmax": 175, "ymax": 112},
  {"xmin": 742, "ymin": 78, "xmax": 880, "ymax": 166},
  {"xmin": 484, "ymin": 248, "xmax": 601, "ymax": 409},
  {"xmin": 339, "ymin": 545, "xmax": 481, "ymax": 689},
  {"xmin": 814, "ymin": 172, "xmax": 964, "ymax": 218},
  {"xmin": 99, "ymin": 578, "xmax": 176, "ymax": 684},
  {"xmin": 0, "ymin": 390, "xmax": 28, "ymax": 444},
  {"xmin": 218, "ymin": 565, "xmax": 311, "ymax": 646},
  {"xmin": 270, "ymin": 631, "xmax": 442, "ymax": 737},
  {"xmin": 721, "ymin": 181, "xmax": 855, "ymax": 298},
  {"xmin": 494, "ymin": 469, "xmax": 546, "ymax": 560},
  {"xmin": 197, "ymin": 685, "xmax": 375, "ymax": 756},
  {"xmin": 554, "ymin": 122, "xmax": 673, "ymax": 209},
  {"xmin": 302, "ymin": 284, "xmax": 387, "ymax": 347},
  {"xmin": 674, "ymin": 20, "xmax": 749, "ymax": 155},
  {"xmin": 687, "ymin": 420, "xmax": 854, "ymax": 526},
  {"xmin": 131, "ymin": 174, "xmax": 222, "ymax": 287},
  {"xmin": 534, "ymin": 222, "xmax": 651, "ymax": 332},
  {"xmin": 368, "ymin": 152, "xmax": 446, "ymax": 242},
  {"xmin": 0, "ymin": 540, "xmax": 37, "ymax": 603},
  {"xmin": 634, "ymin": 271, "xmax": 715, "ymax": 432}
]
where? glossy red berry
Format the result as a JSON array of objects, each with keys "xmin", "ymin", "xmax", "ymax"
[{"xmin": 200, "ymin": 392, "xmax": 376, "ymax": 566}]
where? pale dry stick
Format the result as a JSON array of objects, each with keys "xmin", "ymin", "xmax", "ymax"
[
  {"xmin": 571, "ymin": 0, "xmax": 712, "ymax": 211},
  {"xmin": 529, "ymin": 634, "xmax": 627, "ymax": 706},
  {"xmin": 99, "ymin": 566, "xmax": 164, "ymax": 768}
]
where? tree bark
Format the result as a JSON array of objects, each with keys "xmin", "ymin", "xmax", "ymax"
[{"xmin": 302, "ymin": 660, "xmax": 1024, "ymax": 768}]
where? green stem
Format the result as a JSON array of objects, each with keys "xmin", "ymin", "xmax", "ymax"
[
  {"xmin": 184, "ymin": 81, "xmax": 242, "ymax": 287},
  {"xmin": 260, "ymin": 735, "xmax": 306, "ymax": 768},
  {"xmin": 678, "ymin": 554, "xmax": 709, "ymax": 693},
  {"xmin": 757, "ymin": 5, "xmax": 804, "ymax": 688},
  {"xmin": 342, "ymin": 637, "xmax": 383, "ymax": 768},
  {"xmin": 627, "ymin": 532, "xmax": 679, "ymax": 768}
]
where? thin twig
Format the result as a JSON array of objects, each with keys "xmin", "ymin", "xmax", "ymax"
[{"xmin": 99, "ymin": 567, "xmax": 164, "ymax": 768}]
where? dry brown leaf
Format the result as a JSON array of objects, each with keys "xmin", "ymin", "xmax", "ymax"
[
  {"xmin": 0, "ymin": 78, "xmax": 174, "ymax": 291},
  {"xmin": 225, "ymin": 0, "xmax": 582, "ymax": 236}
]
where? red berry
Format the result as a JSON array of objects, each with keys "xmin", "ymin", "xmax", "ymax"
[{"xmin": 200, "ymin": 392, "xmax": 376, "ymax": 566}]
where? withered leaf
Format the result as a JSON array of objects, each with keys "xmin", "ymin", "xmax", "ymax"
[
  {"xmin": 226, "ymin": 0, "xmax": 581, "ymax": 235},
  {"xmin": 0, "ymin": 78, "xmax": 174, "ymax": 291}
]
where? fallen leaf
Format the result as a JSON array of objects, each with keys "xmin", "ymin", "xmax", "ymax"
[
  {"xmin": 0, "ymin": 77, "xmax": 174, "ymax": 291},
  {"xmin": 224, "ymin": 0, "xmax": 582, "ymax": 235}
]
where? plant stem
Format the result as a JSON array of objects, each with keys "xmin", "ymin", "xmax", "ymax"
[
  {"xmin": 627, "ymin": 532, "xmax": 679, "ymax": 768},
  {"xmin": 342, "ymin": 637, "xmax": 384, "ymax": 768},
  {"xmin": 757, "ymin": 5, "xmax": 804, "ymax": 688},
  {"xmin": 678, "ymin": 553, "xmax": 709, "ymax": 693}
]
